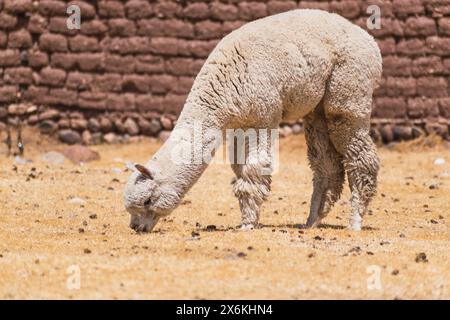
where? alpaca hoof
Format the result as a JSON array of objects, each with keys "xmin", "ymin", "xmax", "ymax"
[{"xmin": 240, "ymin": 223, "xmax": 256, "ymax": 231}]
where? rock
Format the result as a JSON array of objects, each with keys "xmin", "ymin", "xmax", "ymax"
[
  {"xmin": 87, "ymin": 118, "xmax": 100, "ymax": 132},
  {"xmin": 434, "ymin": 158, "xmax": 445, "ymax": 166},
  {"xmin": 0, "ymin": 122, "xmax": 5, "ymax": 131},
  {"xmin": 111, "ymin": 167, "xmax": 122, "ymax": 174},
  {"xmin": 158, "ymin": 130, "xmax": 171, "ymax": 142},
  {"xmin": 91, "ymin": 132, "xmax": 103, "ymax": 145},
  {"xmin": 8, "ymin": 104, "xmax": 30, "ymax": 116},
  {"xmin": 380, "ymin": 125, "xmax": 394, "ymax": 143},
  {"xmin": 99, "ymin": 117, "xmax": 113, "ymax": 132},
  {"xmin": 81, "ymin": 130, "xmax": 92, "ymax": 145},
  {"xmin": 114, "ymin": 118, "xmax": 126, "ymax": 134},
  {"xmin": 68, "ymin": 197, "xmax": 86, "ymax": 206},
  {"xmin": 425, "ymin": 123, "xmax": 448, "ymax": 137},
  {"xmin": 57, "ymin": 118, "xmax": 70, "ymax": 129},
  {"xmin": 137, "ymin": 118, "xmax": 154, "ymax": 136},
  {"xmin": 292, "ymin": 124, "xmax": 302, "ymax": 135},
  {"xmin": 160, "ymin": 116, "xmax": 173, "ymax": 130},
  {"xmin": 103, "ymin": 132, "xmax": 118, "ymax": 144},
  {"xmin": 279, "ymin": 125, "xmax": 293, "ymax": 138},
  {"xmin": 148, "ymin": 119, "xmax": 162, "ymax": 136},
  {"xmin": 39, "ymin": 109, "xmax": 59, "ymax": 121},
  {"xmin": 124, "ymin": 118, "xmax": 139, "ymax": 135},
  {"xmin": 393, "ymin": 125, "xmax": 412, "ymax": 141},
  {"xmin": 27, "ymin": 115, "xmax": 39, "ymax": 125},
  {"xmin": 41, "ymin": 151, "xmax": 65, "ymax": 165},
  {"xmin": 14, "ymin": 156, "xmax": 31, "ymax": 165},
  {"xmin": 71, "ymin": 118, "xmax": 88, "ymax": 131},
  {"xmin": 58, "ymin": 129, "xmax": 81, "ymax": 145},
  {"xmin": 0, "ymin": 107, "xmax": 7, "ymax": 119},
  {"xmin": 38, "ymin": 120, "xmax": 58, "ymax": 134},
  {"xmin": 62, "ymin": 145, "xmax": 100, "ymax": 164}
]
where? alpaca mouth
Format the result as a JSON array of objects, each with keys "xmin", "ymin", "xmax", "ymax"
[{"xmin": 129, "ymin": 212, "xmax": 159, "ymax": 233}]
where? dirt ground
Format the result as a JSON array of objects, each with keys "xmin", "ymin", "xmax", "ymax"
[{"xmin": 0, "ymin": 128, "xmax": 449, "ymax": 300}]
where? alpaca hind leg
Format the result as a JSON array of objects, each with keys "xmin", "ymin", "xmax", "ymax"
[
  {"xmin": 328, "ymin": 122, "xmax": 379, "ymax": 231},
  {"xmin": 230, "ymin": 132, "xmax": 273, "ymax": 229},
  {"xmin": 304, "ymin": 105, "xmax": 345, "ymax": 228}
]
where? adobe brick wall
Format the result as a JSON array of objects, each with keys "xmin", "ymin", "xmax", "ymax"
[{"xmin": 0, "ymin": 0, "xmax": 449, "ymax": 144}]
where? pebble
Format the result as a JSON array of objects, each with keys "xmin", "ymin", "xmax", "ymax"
[
  {"xmin": 434, "ymin": 158, "xmax": 445, "ymax": 166},
  {"xmin": 58, "ymin": 129, "xmax": 81, "ymax": 145},
  {"xmin": 68, "ymin": 197, "xmax": 86, "ymax": 206},
  {"xmin": 111, "ymin": 167, "xmax": 122, "ymax": 174},
  {"xmin": 41, "ymin": 151, "xmax": 65, "ymax": 165},
  {"xmin": 415, "ymin": 252, "xmax": 428, "ymax": 263},
  {"xmin": 14, "ymin": 156, "xmax": 31, "ymax": 165}
]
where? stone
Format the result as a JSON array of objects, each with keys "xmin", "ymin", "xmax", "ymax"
[
  {"xmin": 81, "ymin": 130, "xmax": 92, "ymax": 145},
  {"xmin": 292, "ymin": 124, "xmax": 302, "ymax": 134},
  {"xmin": 158, "ymin": 130, "xmax": 171, "ymax": 142},
  {"xmin": 380, "ymin": 125, "xmax": 394, "ymax": 143},
  {"xmin": 41, "ymin": 151, "xmax": 65, "ymax": 165},
  {"xmin": 38, "ymin": 120, "xmax": 58, "ymax": 134},
  {"xmin": 104, "ymin": 132, "xmax": 118, "ymax": 144},
  {"xmin": 87, "ymin": 118, "xmax": 100, "ymax": 132},
  {"xmin": 124, "ymin": 118, "xmax": 139, "ymax": 135},
  {"xmin": 62, "ymin": 145, "xmax": 100, "ymax": 164},
  {"xmin": 68, "ymin": 197, "xmax": 86, "ymax": 206},
  {"xmin": 160, "ymin": 116, "xmax": 172, "ymax": 130},
  {"xmin": 393, "ymin": 125, "xmax": 413, "ymax": 141},
  {"xmin": 58, "ymin": 129, "xmax": 81, "ymax": 145}
]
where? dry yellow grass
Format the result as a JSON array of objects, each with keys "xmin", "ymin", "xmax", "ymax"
[{"xmin": 0, "ymin": 128, "xmax": 449, "ymax": 299}]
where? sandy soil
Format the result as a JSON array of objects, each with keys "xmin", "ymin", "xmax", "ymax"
[{"xmin": 0, "ymin": 128, "xmax": 449, "ymax": 299}]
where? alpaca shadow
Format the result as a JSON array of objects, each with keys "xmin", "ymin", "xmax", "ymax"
[{"xmin": 259, "ymin": 223, "xmax": 378, "ymax": 231}]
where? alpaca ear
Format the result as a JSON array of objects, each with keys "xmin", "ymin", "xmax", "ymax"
[{"xmin": 135, "ymin": 164, "xmax": 154, "ymax": 179}]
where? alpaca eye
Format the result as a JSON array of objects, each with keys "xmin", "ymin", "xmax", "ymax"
[{"xmin": 144, "ymin": 198, "xmax": 152, "ymax": 206}]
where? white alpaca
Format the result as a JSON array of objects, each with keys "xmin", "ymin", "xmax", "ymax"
[{"xmin": 124, "ymin": 9, "xmax": 382, "ymax": 232}]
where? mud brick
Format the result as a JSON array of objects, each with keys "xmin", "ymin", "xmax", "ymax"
[
  {"xmin": 298, "ymin": 1, "xmax": 330, "ymax": 10},
  {"xmin": 444, "ymin": 58, "xmax": 450, "ymax": 74},
  {"xmin": 138, "ymin": 19, "xmax": 195, "ymax": 39},
  {"xmin": 174, "ymin": 76, "xmax": 195, "ymax": 95},
  {"xmin": 222, "ymin": 21, "xmax": 246, "ymax": 35},
  {"xmin": 393, "ymin": 0, "xmax": 425, "ymax": 16},
  {"xmin": 106, "ymin": 93, "xmax": 135, "ymax": 111},
  {"xmin": 77, "ymin": 53, "xmax": 105, "ymax": 71},
  {"xmin": 376, "ymin": 38, "xmax": 396, "ymax": 55},
  {"xmin": 439, "ymin": 98, "xmax": 450, "ymax": 118},
  {"xmin": 66, "ymin": 72, "xmax": 93, "ymax": 90},
  {"xmin": 105, "ymin": 55, "xmax": 135, "ymax": 73},
  {"xmin": 369, "ymin": 19, "xmax": 404, "ymax": 37},
  {"xmin": 425, "ymin": 0, "xmax": 450, "ymax": 17},
  {"xmin": 69, "ymin": 35, "xmax": 100, "ymax": 52},
  {"xmin": 183, "ymin": 3, "xmax": 210, "ymax": 20},
  {"xmin": 0, "ymin": 13, "xmax": 17, "ymax": 30},
  {"xmin": 78, "ymin": 91, "xmax": 107, "ymax": 110},
  {"xmin": 28, "ymin": 15, "xmax": 48, "ymax": 34},
  {"xmin": 108, "ymin": 19, "xmax": 136, "ymax": 37},
  {"xmin": 39, "ymin": 67, "xmax": 66, "ymax": 86},
  {"xmin": 426, "ymin": 36, "xmax": 450, "ymax": 56},
  {"xmin": 267, "ymin": 1, "xmax": 297, "ymax": 15},
  {"xmin": 149, "ymin": 37, "xmax": 184, "ymax": 56},
  {"xmin": 45, "ymin": 88, "xmax": 78, "ymax": 106},
  {"xmin": 0, "ymin": 31, "xmax": 7, "ymax": 48},
  {"xmin": 39, "ymin": 33, "xmax": 68, "ymax": 52},
  {"xmin": 438, "ymin": 18, "xmax": 450, "ymax": 35},
  {"xmin": 330, "ymin": 1, "xmax": 360, "ymax": 19},
  {"xmin": 67, "ymin": 1, "xmax": 96, "ymax": 19},
  {"xmin": 149, "ymin": 75, "xmax": 176, "ymax": 94},
  {"xmin": 38, "ymin": 0, "xmax": 67, "ymax": 16},
  {"xmin": 98, "ymin": 1, "xmax": 124, "ymax": 18},
  {"xmin": 51, "ymin": 53, "xmax": 77, "ymax": 69},
  {"xmin": 360, "ymin": 0, "xmax": 394, "ymax": 17},
  {"xmin": 162, "ymin": 94, "xmax": 186, "ymax": 115},
  {"xmin": 23, "ymin": 86, "xmax": 47, "ymax": 103},
  {"xmin": 194, "ymin": 21, "xmax": 223, "ymax": 40},
  {"xmin": 80, "ymin": 20, "xmax": 108, "ymax": 35},
  {"xmin": 92, "ymin": 73, "xmax": 122, "ymax": 92},
  {"xmin": 412, "ymin": 56, "xmax": 445, "ymax": 76},
  {"xmin": 28, "ymin": 51, "xmax": 49, "ymax": 67},
  {"xmin": 408, "ymin": 97, "xmax": 440, "ymax": 118},
  {"xmin": 373, "ymin": 77, "xmax": 387, "ymax": 97},
  {"xmin": 125, "ymin": 0, "xmax": 154, "ymax": 19},
  {"xmin": 135, "ymin": 55, "xmax": 165, "ymax": 74},
  {"xmin": 374, "ymin": 97, "xmax": 407, "ymax": 118},
  {"xmin": 109, "ymin": 37, "xmax": 152, "ymax": 54},
  {"xmin": 189, "ymin": 40, "xmax": 217, "ymax": 58},
  {"xmin": 8, "ymin": 30, "xmax": 32, "ymax": 49},
  {"xmin": 4, "ymin": 67, "xmax": 33, "ymax": 85},
  {"xmin": 396, "ymin": 39, "xmax": 427, "ymax": 56},
  {"xmin": 49, "ymin": 17, "xmax": 78, "ymax": 35},
  {"xmin": 383, "ymin": 56, "xmax": 412, "ymax": 76},
  {"xmin": 136, "ymin": 94, "xmax": 165, "ymax": 113},
  {"xmin": 0, "ymin": 49, "xmax": 21, "ymax": 66},
  {"xmin": 165, "ymin": 58, "xmax": 203, "ymax": 76},
  {"xmin": 386, "ymin": 77, "xmax": 417, "ymax": 96},
  {"xmin": 122, "ymin": 75, "xmax": 151, "ymax": 92},
  {"xmin": 404, "ymin": 17, "xmax": 437, "ymax": 36},
  {"xmin": 4, "ymin": 0, "xmax": 33, "ymax": 13},
  {"xmin": 237, "ymin": 2, "xmax": 267, "ymax": 20},
  {"xmin": 0, "ymin": 86, "xmax": 17, "ymax": 103},
  {"xmin": 210, "ymin": 2, "xmax": 238, "ymax": 21},
  {"xmin": 154, "ymin": 1, "xmax": 181, "ymax": 19},
  {"xmin": 417, "ymin": 77, "xmax": 448, "ymax": 97}
]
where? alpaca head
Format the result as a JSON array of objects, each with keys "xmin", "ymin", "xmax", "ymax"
[{"xmin": 124, "ymin": 164, "xmax": 179, "ymax": 233}]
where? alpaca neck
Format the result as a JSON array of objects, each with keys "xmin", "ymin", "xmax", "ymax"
[{"xmin": 147, "ymin": 103, "xmax": 222, "ymax": 206}]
